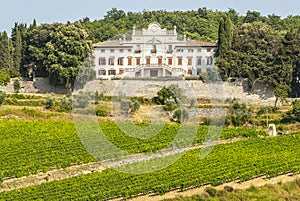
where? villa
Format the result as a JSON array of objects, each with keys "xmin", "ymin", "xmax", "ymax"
[{"xmin": 93, "ymin": 22, "xmax": 217, "ymax": 79}]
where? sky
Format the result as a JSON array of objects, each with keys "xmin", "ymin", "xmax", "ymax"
[{"xmin": 1, "ymin": 0, "xmax": 299, "ymax": 35}]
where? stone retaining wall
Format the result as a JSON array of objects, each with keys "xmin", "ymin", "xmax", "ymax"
[{"xmin": 0, "ymin": 78, "xmax": 276, "ymax": 105}]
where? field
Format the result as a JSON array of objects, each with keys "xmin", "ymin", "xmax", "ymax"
[
  {"xmin": 0, "ymin": 93, "xmax": 299, "ymax": 200},
  {"xmin": 0, "ymin": 119, "xmax": 264, "ymax": 180},
  {"xmin": 0, "ymin": 133, "xmax": 300, "ymax": 200}
]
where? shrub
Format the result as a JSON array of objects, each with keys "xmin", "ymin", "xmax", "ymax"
[
  {"xmin": 130, "ymin": 101, "xmax": 140, "ymax": 114},
  {"xmin": 224, "ymin": 186, "xmax": 234, "ymax": 192},
  {"xmin": 228, "ymin": 99, "xmax": 252, "ymax": 126},
  {"xmin": 95, "ymin": 108, "xmax": 108, "ymax": 117},
  {"xmin": 173, "ymin": 107, "xmax": 189, "ymax": 123},
  {"xmin": 205, "ymin": 187, "xmax": 217, "ymax": 197},
  {"xmin": 59, "ymin": 96, "xmax": 72, "ymax": 112},
  {"xmin": 0, "ymin": 91, "xmax": 6, "ymax": 105},
  {"xmin": 73, "ymin": 93, "xmax": 90, "ymax": 108},
  {"xmin": 13, "ymin": 79, "xmax": 21, "ymax": 93},
  {"xmin": 45, "ymin": 95, "xmax": 55, "ymax": 109}
]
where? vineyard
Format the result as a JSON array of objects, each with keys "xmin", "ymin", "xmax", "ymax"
[
  {"xmin": 0, "ymin": 120, "xmax": 264, "ymax": 180},
  {"xmin": 0, "ymin": 134, "xmax": 299, "ymax": 200}
]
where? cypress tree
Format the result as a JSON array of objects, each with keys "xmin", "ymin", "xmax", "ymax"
[
  {"xmin": 11, "ymin": 26, "xmax": 22, "ymax": 77},
  {"xmin": 216, "ymin": 14, "xmax": 233, "ymax": 57},
  {"xmin": 0, "ymin": 31, "xmax": 13, "ymax": 73}
]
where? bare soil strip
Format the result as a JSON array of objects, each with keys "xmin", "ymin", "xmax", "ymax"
[{"xmin": 126, "ymin": 173, "xmax": 300, "ymax": 201}]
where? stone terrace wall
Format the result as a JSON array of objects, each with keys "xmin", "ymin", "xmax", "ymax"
[
  {"xmin": 81, "ymin": 79, "xmax": 275, "ymax": 106},
  {"xmin": 0, "ymin": 77, "xmax": 70, "ymax": 94},
  {"xmin": 0, "ymin": 78, "xmax": 276, "ymax": 105}
]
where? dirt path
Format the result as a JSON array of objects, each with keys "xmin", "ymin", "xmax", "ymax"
[
  {"xmin": 126, "ymin": 173, "xmax": 300, "ymax": 201},
  {"xmin": 0, "ymin": 138, "xmax": 245, "ymax": 192}
]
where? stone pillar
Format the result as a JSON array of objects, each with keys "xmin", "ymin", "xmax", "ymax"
[{"xmin": 268, "ymin": 124, "xmax": 277, "ymax": 136}]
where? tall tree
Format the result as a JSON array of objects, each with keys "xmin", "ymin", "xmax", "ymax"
[
  {"xmin": 0, "ymin": 32, "xmax": 13, "ymax": 73},
  {"xmin": 11, "ymin": 25, "xmax": 22, "ymax": 77},
  {"xmin": 217, "ymin": 22, "xmax": 292, "ymax": 96},
  {"xmin": 216, "ymin": 14, "xmax": 233, "ymax": 57},
  {"xmin": 11, "ymin": 23, "xmax": 28, "ymax": 78},
  {"xmin": 284, "ymin": 28, "xmax": 300, "ymax": 97},
  {"xmin": 25, "ymin": 22, "xmax": 93, "ymax": 88}
]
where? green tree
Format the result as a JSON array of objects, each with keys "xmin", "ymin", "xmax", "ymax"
[
  {"xmin": 153, "ymin": 85, "xmax": 185, "ymax": 106},
  {"xmin": 284, "ymin": 28, "xmax": 300, "ymax": 98},
  {"xmin": 25, "ymin": 22, "xmax": 93, "ymax": 88},
  {"xmin": 274, "ymin": 82, "xmax": 291, "ymax": 107},
  {"xmin": 243, "ymin": 11, "xmax": 264, "ymax": 23},
  {"xmin": 73, "ymin": 54, "xmax": 96, "ymax": 90},
  {"xmin": 218, "ymin": 22, "xmax": 292, "ymax": 91},
  {"xmin": 0, "ymin": 31, "xmax": 13, "ymax": 73},
  {"xmin": 45, "ymin": 95, "xmax": 55, "ymax": 110},
  {"xmin": 173, "ymin": 107, "xmax": 189, "ymax": 123},
  {"xmin": 11, "ymin": 24, "xmax": 22, "ymax": 77},
  {"xmin": 229, "ymin": 99, "xmax": 252, "ymax": 126},
  {"xmin": 13, "ymin": 79, "xmax": 21, "ymax": 93},
  {"xmin": 216, "ymin": 14, "xmax": 233, "ymax": 57},
  {"xmin": 0, "ymin": 69, "xmax": 10, "ymax": 86},
  {"xmin": 0, "ymin": 91, "xmax": 6, "ymax": 105},
  {"xmin": 291, "ymin": 100, "xmax": 300, "ymax": 121}
]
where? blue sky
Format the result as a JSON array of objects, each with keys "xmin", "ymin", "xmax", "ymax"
[{"xmin": 1, "ymin": 0, "xmax": 299, "ymax": 34}]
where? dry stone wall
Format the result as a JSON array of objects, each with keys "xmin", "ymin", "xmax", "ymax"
[
  {"xmin": 82, "ymin": 79, "xmax": 275, "ymax": 105},
  {"xmin": 0, "ymin": 78, "xmax": 276, "ymax": 105}
]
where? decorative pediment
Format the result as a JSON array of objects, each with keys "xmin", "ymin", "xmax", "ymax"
[
  {"xmin": 148, "ymin": 22, "xmax": 162, "ymax": 32},
  {"xmin": 146, "ymin": 37, "xmax": 162, "ymax": 44}
]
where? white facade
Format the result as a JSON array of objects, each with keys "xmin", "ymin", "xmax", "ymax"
[{"xmin": 93, "ymin": 22, "xmax": 217, "ymax": 79}]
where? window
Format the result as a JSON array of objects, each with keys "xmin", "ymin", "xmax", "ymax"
[
  {"xmin": 98, "ymin": 70, "xmax": 106, "ymax": 75},
  {"xmin": 158, "ymin": 58, "xmax": 162, "ymax": 65},
  {"xmin": 188, "ymin": 58, "xmax": 193, "ymax": 66},
  {"xmin": 101, "ymin": 49, "xmax": 105, "ymax": 53},
  {"xmin": 168, "ymin": 58, "xmax": 172, "ymax": 65},
  {"xmin": 108, "ymin": 70, "xmax": 116, "ymax": 75},
  {"xmin": 197, "ymin": 57, "xmax": 202, "ymax": 65},
  {"xmin": 188, "ymin": 69, "xmax": 192, "ymax": 75},
  {"xmin": 128, "ymin": 49, "xmax": 132, "ymax": 53},
  {"xmin": 146, "ymin": 57, "xmax": 151, "ymax": 65},
  {"xmin": 197, "ymin": 48, "xmax": 201, "ymax": 52},
  {"xmin": 151, "ymin": 45, "xmax": 157, "ymax": 53},
  {"xmin": 118, "ymin": 57, "xmax": 124, "ymax": 66},
  {"xmin": 119, "ymin": 69, "xmax": 124, "ymax": 74},
  {"xmin": 128, "ymin": 57, "xmax": 132, "ymax": 66},
  {"xmin": 109, "ymin": 57, "xmax": 114, "ymax": 65},
  {"xmin": 119, "ymin": 49, "xmax": 124, "ymax": 53},
  {"xmin": 178, "ymin": 57, "xmax": 182, "ymax": 66},
  {"xmin": 110, "ymin": 49, "xmax": 115, "ymax": 53},
  {"xmin": 207, "ymin": 48, "xmax": 211, "ymax": 52},
  {"xmin": 206, "ymin": 56, "xmax": 213, "ymax": 65},
  {"xmin": 136, "ymin": 58, "xmax": 141, "ymax": 65},
  {"xmin": 176, "ymin": 49, "xmax": 183, "ymax": 52},
  {"xmin": 135, "ymin": 45, "xmax": 141, "ymax": 53},
  {"xmin": 99, "ymin": 57, "xmax": 106, "ymax": 65},
  {"xmin": 188, "ymin": 49, "xmax": 194, "ymax": 53},
  {"xmin": 167, "ymin": 45, "xmax": 173, "ymax": 53}
]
